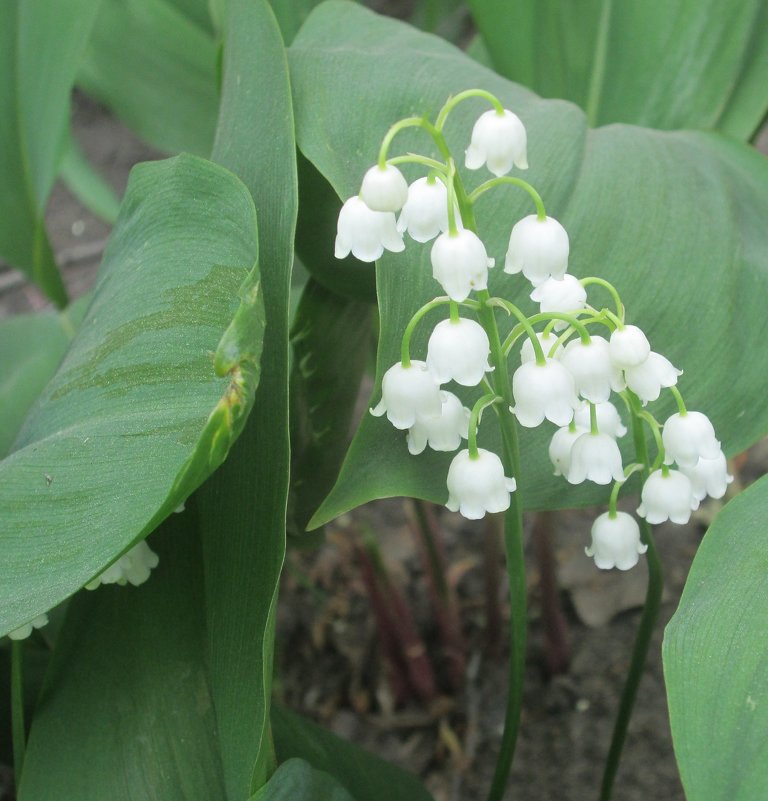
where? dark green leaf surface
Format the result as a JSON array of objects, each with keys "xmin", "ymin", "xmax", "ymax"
[
  {"xmin": 249, "ymin": 759, "xmax": 355, "ymax": 801},
  {"xmin": 78, "ymin": 0, "xmax": 219, "ymax": 155},
  {"xmin": 0, "ymin": 0, "xmax": 100, "ymax": 303},
  {"xmin": 198, "ymin": 0, "xmax": 297, "ymax": 796},
  {"xmin": 273, "ymin": 706, "xmax": 434, "ymax": 801},
  {"xmin": 289, "ymin": 2, "xmax": 768, "ymax": 526},
  {"xmin": 663, "ymin": 475, "xmax": 768, "ymax": 801},
  {"xmin": 469, "ymin": 0, "xmax": 768, "ymax": 137},
  {"xmin": 19, "ymin": 512, "xmax": 227, "ymax": 801},
  {"xmin": 0, "ymin": 154, "xmax": 262, "ymax": 637}
]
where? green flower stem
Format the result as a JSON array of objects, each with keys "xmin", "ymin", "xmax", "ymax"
[
  {"xmin": 378, "ymin": 117, "xmax": 449, "ymax": 168},
  {"xmin": 11, "ymin": 640, "xmax": 26, "ymax": 780},
  {"xmin": 435, "ymin": 88, "xmax": 504, "ymax": 131},
  {"xmin": 446, "ymin": 160, "xmax": 460, "ymax": 236},
  {"xmin": 501, "ymin": 310, "xmax": 592, "ymax": 354},
  {"xmin": 400, "ymin": 296, "xmax": 480, "ymax": 367},
  {"xmin": 607, "ymin": 463, "xmax": 644, "ymax": 517},
  {"xmin": 600, "ymin": 399, "xmax": 664, "ymax": 801},
  {"xmin": 387, "ymin": 153, "xmax": 448, "ymax": 174},
  {"xmin": 669, "ymin": 385, "xmax": 688, "ymax": 416},
  {"xmin": 469, "ymin": 176, "xmax": 547, "ymax": 221},
  {"xmin": 589, "ymin": 402, "xmax": 599, "ymax": 435},
  {"xmin": 580, "ymin": 277, "xmax": 624, "ymax": 322},
  {"xmin": 449, "ymin": 300, "xmax": 460, "ymax": 323},
  {"xmin": 485, "ymin": 298, "xmax": 547, "ymax": 365},
  {"xmin": 468, "ymin": 394, "xmax": 502, "ymax": 459},
  {"xmin": 636, "ymin": 410, "xmax": 665, "ymax": 470}
]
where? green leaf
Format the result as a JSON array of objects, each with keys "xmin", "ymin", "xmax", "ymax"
[
  {"xmin": 663, "ymin": 475, "xmax": 768, "ymax": 800},
  {"xmin": 0, "ymin": 0, "xmax": 101, "ymax": 304},
  {"xmin": 468, "ymin": 0, "xmax": 768, "ymax": 137},
  {"xmin": 19, "ymin": 512, "xmax": 227, "ymax": 801},
  {"xmin": 0, "ymin": 153, "xmax": 262, "ymax": 637},
  {"xmin": 289, "ymin": 2, "xmax": 768, "ymax": 526},
  {"xmin": 270, "ymin": 0, "xmax": 332, "ymax": 45},
  {"xmin": 289, "ymin": 279, "xmax": 373, "ymax": 535},
  {"xmin": 249, "ymin": 759, "xmax": 356, "ymax": 801},
  {"xmin": 78, "ymin": 0, "xmax": 219, "ymax": 155},
  {"xmin": 273, "ymin": 706, "xmax": 434, "ymax": 801},
  {"xmin": 60, "ymin": 131, "xmax": 121, "ymax": 224},
  {"xmin": 198, "ymin": 0, "xmax": 297, "ymax": 796}
]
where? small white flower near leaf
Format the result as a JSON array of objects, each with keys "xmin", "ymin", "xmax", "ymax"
[
  {"xmin": 407, "ymin": 391, "xmax": 470, "ymax": 455},
  {"xmin": 680, "ymin": 450, "xmax": 734, "ymax": 501},
  {"xmin": 7, "ymin": 614, "xmax": 49, "ymax": 641},
  {"xmin": 430, "ymin": 229, "xmax": 494, "ymax": 302},
  {"xmin": 335, "ymin": 196, "xmax": 404, "ymax": 263},
  {"xmin": 504, "ymin": 215, "xmax": 569, "ymax": 286},
  {"xmin": 574, "ymin": 401, "xmax": 627, "ymax": 438},
  {"xmin": 560, "ymin": 336, "xmax": 626, "ymax": 404},
  {"xmin": 530, "ymin": 275, "xmax": 587, "ymax": 330},
  {"xmin": 427, "ymin": 318, "xmax": 492, "ymax": 387},
  {"xmin": 549, "ymin": 425, "xmax": 588, "ymax": 477},
  {"xmin": 637, "ymin": 469, "xmax": 699, "ymax": 524},
  {"xmin": 371, "ymin": 360, "xmax": 443, "ymax": 430},
  {"xmin": 624, "ymin": 352, "xmax": 682, "ymax": 403},
  {"xmin": 465, "ymin": 109, "xmax": 528, "ymax": 175},
  {"xmin": 586, "ymin": 512, "xmax": 647, "ymax": 571},
  {"xmin": 567, "ymin": 432, "xmax": 625, "ymax": 486},
  {"xmin": 397, "ymin": 177, "xmax": 451, "ymax": 243},
  {"xmin": 662, "ymin": 411, "xmax": 721, "ymax": 468},
  {"xmin": 511, "ymin": 358, "xmax": 582, "ymax": 428},
  {"xmin": 520, "ymin": 330, "xmax": 561, "ymax": 363},
  {"xmin": 446, "ymin": 448, "xmax": 517, "ymax": 520},
  {"xmin": 609, "ymin": 325, "xmax": 651, "ymax": 369},
  {"xmin": 360, "ymin": 164, "xmax": 409, "ymax": 212},
  {"xmin": 85, "ymin": 540, "xmax": 159, "ymax": 590}
]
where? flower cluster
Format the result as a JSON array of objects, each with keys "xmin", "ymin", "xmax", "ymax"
[{"xmin": 336, "ymin": 90, "xmax": 730, "ymax": 570}]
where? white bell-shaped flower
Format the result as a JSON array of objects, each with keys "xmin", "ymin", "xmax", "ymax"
[
  {"xmin": 446, "ymin": 448, "xmax": 517, "ymax": 520},
  {"xmin": 8, "ymin": 613, "xmax": 49, "ymax": 641},
  {"xmin": 520, "ymin": 330, "xmax": 561, "ymax": 363},
  {"xmin": 560, "ymin": 336, "xmax": 626, "ymax": 403},
  {"xmin": 427, "ymin": 317, "xmax": 492, "ymax": 387},
  {"xmin": 586, "ymin": 512, "xmax": 647, "ymax": 571},
  {"xmin": 567, "ymin": 432, "xmax": 625, "ymax": 485},
  {"xmin": 85, "ymin": 540, "xmax": 160, "ymax": 590},
  {"xmin": 609, "ymin": 325, "xmax": 651, "ymax": 369},
  {"xmin": 662, "ymin": 411, "xmax": 721, "ymax": 468},
  {"xmin": 504, "ymin": 215, "xmax": 569, "ymax": 286},
  {"xmin": 637, "ymin": 469, "xmax": 699, "ymax": 525},
  {"xmin": 549, "ymin": 425, "xmax": 588, "ymax": 477},
  {"xmin": 530, "ymin": 275, "xmax": 587, "ymax": 330},
  {"xmin": 397, "ymin": 177, "xmax": 451, "ymax": 243},
  {"xmin": 465, "ymin": 109, "xmax": 528, "ymax": 176},
  {"xmin": 624, "ymin": 352, "xmax": 682, "ymax": 404},
  {"xmin": 360, "ymin": 164, "xmax": 409, "ymax": 212},
  {"xmin": 680, "ymin": 450, "xmax": 734, "ymax": 501},
  {"xmin": 370, "ymin": 360, "xmax": 443, "ymax": 430},
  {"xmin": 511, "ymin": 358, "xmax": 582, "ymax": 428},
  {"xmin": 407, "ymin": 391, "xmax": 470, "ymax": 455},
  {"xmin": 334, "ymin": 196, "xmax": 405, "ymax": 263},
  {"xmin": 431, "ymin": 229, "xmax": 494, "ymax": 302},
  {"xmin": 574, "ymin": 401, "xmax": 627, "ymax": 438}
]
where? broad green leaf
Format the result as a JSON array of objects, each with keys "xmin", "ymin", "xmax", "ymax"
[
  {"xmin": 19, "ymin": 512, "xmax": 227, "ymax": 801},
  {"xmin": 289, "ymin": 279, "xmax": 374, "ymax": 534},
  {"xmin": 663, "ymin": 475, "xmax": 768, "ymax": 800},
  {"xmin": 468, "ymin": 0, "xmax": 768, "ymax": 137},
  {"xmin": 78, "ymin": 0, "xmax": 219, "ymax": 155},
  {"xmin": 0, "ymin": 153, "xmax": 263, "ymax": 637},
  {"xmin": 199, "ymin": 0, "xmax": 297, "ymax": 796},
  {"xmin": 289, "ymin": 2, "xmax": 768, "ymax": 526},
  {"xmin": 0, "ymin": 303, "xmax": 83, "ymax": 457},
  {"xmin": 0, "ymin": 0, "xmax": 100, "ymax": 304},
  {"xmin": 270, "ymin": 0, "xmax": 332, "ymax": 45},
  {"xmin": 249, "ymin": 759, "xmax": 355, "ymax": 801},
  {"xmin": 273, "ymin": 706, "xmax": 434, "ymax": 801},
  {"xmin": 60, "ymin": 131, "xmax": 121, "ymax": 224}
]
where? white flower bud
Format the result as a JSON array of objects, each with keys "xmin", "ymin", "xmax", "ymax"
[
  {"xmin": 520, "ymin": 331, "xmax": 560, "ymax": 363},
  {"xmin": 549, "ymin": 425, "xmax": 588, "ymax": 477},
  {"xmin": 446, "ymin": 448, "xmax": 517, "ymax": 520},
  {"xmin": 504, "ymin": 215, "xmax": 569, "ymax": 286},
  {"xmin": 431, "ymin": 229, "xmax": 494, "ymax": 302},
  {"xmin": 85, "ymin": 541, "xmax": 160, "ymax": 590},
  {"xmin": 511, "ymin": 358, "xmax": 582, "ymax": 428},
  {"xmin": 624, "ymin": 352, "xmax": 682, "ymax": 404},
  {"xmin": 560, "ymin": 336, "xmax": 626, "ymax": 403},
  {"xmin": 567, "ymin": 432, "xmax": 625, "ymax": 485},
  {"xmin": 370, "ymin": 360, "xmax": 442, "ymax": 430},
  {"xmin": 530, "ymin": 275, "xmax": 587, "ymax": 330},
  {"xmin": 609, "ymin": 325, "xmax": 651, "ymax": 369},
  {"xmin": 407, "ymin": 391, "xmax": 470, "ymax": 455},
  {"xmin": 586, "ymin": 512, "xmax": 647, "ymax": 571},
  {"xmin": 360, "ymin": 164, "xmax": 409, "ymax": 212},
  {"xmin": 680, "ymin": 450, "xmax": 734, "ymax": 501},
  {"xmin": 427, "ymin": 318, "xmax": 492, "ymax": 387},
  {"xmin": 465, "ymin": 108, "xmax": 528, "ymax": 176},
  {"xmin": 334, "ymin": 196, "xmax": 405, "ymax": 263},
  {"xmin": 637, "ymin": 469, "xmax": 699, "ymax": 525},
  {"xmin": 662, "ymin": 411, "xmax": 721, "ymax": 468},
  {"xmin": 397, "ymin": 177, "xmax": 451, "ymax": 243},
  {"xmin": 573, "ymin": 401, "xmax": 627, "ymax": 438},
  {"xmin": 7, "ymin": 613, "xmax": 49, "ymax": 641}
]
